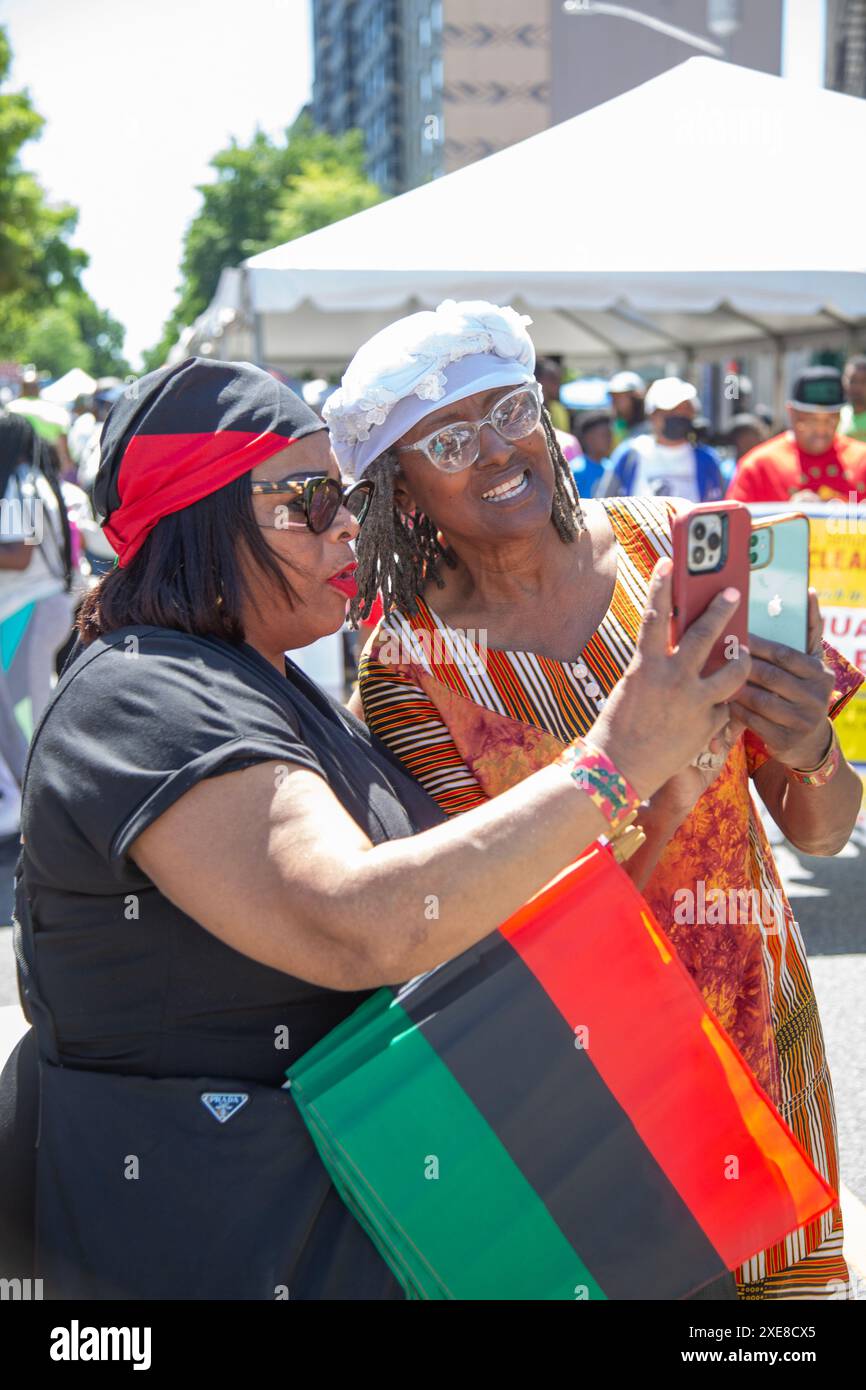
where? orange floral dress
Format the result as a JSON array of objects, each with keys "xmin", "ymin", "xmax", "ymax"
[{"xmin": 360, "ymin": 495, "xmax": 864, "ymax": 1299}]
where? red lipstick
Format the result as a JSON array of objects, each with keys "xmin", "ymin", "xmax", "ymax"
[{"xmin": 327, "ymin": 563, "xmax": 358, "ymax": 599}]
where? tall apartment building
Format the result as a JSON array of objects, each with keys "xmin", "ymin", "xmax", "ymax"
[
  {"xmin": 828, "ymin": 0, "xmax": 866, "ymax": 96},
  {"xmin": 312, "ymin": 1, "xmax": 866, "ymax": 196},
  {"xmin": 311, "ymin": 0, "xmax": 551, "ymax": 193},
  {"xmin": 311, "ymin": 0, "xmax": 402, "ymax": 189}
]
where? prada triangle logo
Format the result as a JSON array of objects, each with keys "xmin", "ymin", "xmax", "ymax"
[{"xmin": 200, "ymin": 1092, "xmax": 249, "ymax": 1124}]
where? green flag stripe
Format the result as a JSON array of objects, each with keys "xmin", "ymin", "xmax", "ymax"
[{"xmin": 291, "ymin": 1000, "xmax": 606, "ymax": 1300}]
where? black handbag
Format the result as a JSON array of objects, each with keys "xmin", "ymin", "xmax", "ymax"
[{"xmin": 13, "ymin": 869, "xmax": 402, "ymax": 1301}]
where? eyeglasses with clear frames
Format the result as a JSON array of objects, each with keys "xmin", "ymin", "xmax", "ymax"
[{"xmin": 396, "ymin": 381, "xmax": 543, "ymax": 473}]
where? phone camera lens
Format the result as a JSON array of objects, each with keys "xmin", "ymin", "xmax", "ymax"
[
  {"xmin": 692, "ymin": 545, "xmax": 706, "ymax": 564},
  {"xmin": 708, "ymin": 532, "xmax": 721, "ymax": 550},
  {"xmin": 693, "ymin": 522, "xmax": 706, "ymax": 541}
]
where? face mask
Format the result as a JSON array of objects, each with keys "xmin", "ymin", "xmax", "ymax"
[{"xmin": 661, "ymin": 415, "xmax": 694, "ymax": 443}]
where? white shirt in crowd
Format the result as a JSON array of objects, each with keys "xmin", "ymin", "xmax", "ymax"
[{"xmin": 626, "ymin": 434, "xmax": 702, "ymax": 503}]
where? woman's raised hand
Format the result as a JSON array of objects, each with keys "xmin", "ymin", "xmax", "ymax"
[{"xmin": 588, "ymin": 557, "xmax": 751, "ymax": 801}]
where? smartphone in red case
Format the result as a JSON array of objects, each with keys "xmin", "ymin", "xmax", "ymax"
[{"xmin": 671, "ymin": 501, "xmax": 751, "ymax": 677}]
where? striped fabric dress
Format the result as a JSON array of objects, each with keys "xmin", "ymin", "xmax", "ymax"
[{"xmin": 359, "ymin": 495, "xmax": 864, "ymax": 1300}]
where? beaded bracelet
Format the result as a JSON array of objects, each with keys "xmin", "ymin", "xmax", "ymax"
[
  {"xmin": 556, "ymin": 739, "xmax": 643, "ymax": 836},
  {"xmin": 787, "ymin": 720, "xmax": 841, "ymax": 787}
]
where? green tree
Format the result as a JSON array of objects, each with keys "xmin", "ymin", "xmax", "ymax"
[
  {"xmin": 68, "ymin": 294, "xmax": 129, "ymax": 377},
  {"xmin": 0, "ymin": 28, "xmax": 86, "ymax": 315},
  {"xmin": 144, "ymin": 116, "xmax": 385, "ymax": 371},
  {"xmin": 0, "ymin": 25, "xmax": 129, "ymax": 376},
  {"xmin": 15, "ymin": 294, "xmax": 130, "ymax": 379},
  {"xmin": 271, "ymin": 155, "xmax": 384, "ymax": 245},
  {"xmin": 19, "ymin": 305, "xmax": 89, "ymax": 378}
]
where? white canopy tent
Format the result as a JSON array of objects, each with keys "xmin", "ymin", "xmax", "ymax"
[
  {"xmin": 178, "ymin": 57, "xmax": 866, "ymax": 404},
  {"xmin": 41, "ymin": 368, "xmax": 97, "ymax": 405}
]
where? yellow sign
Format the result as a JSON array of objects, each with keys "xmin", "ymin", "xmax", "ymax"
[{"xmin": 809, "ymin": 514, "xmax": 866, "ymax": 764}]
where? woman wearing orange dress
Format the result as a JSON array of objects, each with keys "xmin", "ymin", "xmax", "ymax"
[{"xmin": 324, "ymin": 300, "xmax": 865, "ymax": 1300}]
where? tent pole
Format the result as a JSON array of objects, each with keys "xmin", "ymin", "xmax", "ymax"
[
  {"xmin": 773, "ymin": 341, "xmax": 786, "ymax": 423},
  {"xmin": 713, "ymin": 303, "xmax": 791, "ymax": 421},
  {"xmin": 253, "ymin": 312, "xmax": 265, "ymax": 369},
  {"xmin": 821, "ymin": 305, "xmax": 862, "ymax": 357},
  {"xmin": 605, "ymin": 303, "xmax": 691, "ymax": 359},
  {"xmin": 240, "ymin": 267, "xmax": 266, "ymax": 367},
  {"xmin": 715, "ymin": 301, "xmax": 777, "ymax": 343},
  {"xmin": 555, "ymin": 309, "xmax": 627, "ymax": 364}
]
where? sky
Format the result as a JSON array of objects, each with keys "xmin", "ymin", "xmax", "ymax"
[{"xmin": 5, "ymin": 0, "xmax": 314, "ymax": 367}]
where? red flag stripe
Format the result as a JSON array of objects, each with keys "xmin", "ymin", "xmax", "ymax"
[{"xmin": 499, "ymin": 847, "xmax": 834, "ymax": 1269}]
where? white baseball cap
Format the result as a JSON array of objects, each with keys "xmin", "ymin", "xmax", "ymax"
[
  {"xmin": 608, "ymin": 370, "xmax": 644, "ymax": 394},
  {"xmin": 644, "ymin": 377, "xmax": 700, "ymax": 413}
]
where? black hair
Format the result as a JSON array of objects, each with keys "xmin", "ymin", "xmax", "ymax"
[
  {"xmin": 535, "ymin": 357, "xmax": 563, "ymax": 382},
  {"xmin": 0, "ymin": 410, "xmax": 74, "ymax": 590},
  {"xmin": 617, "ymin": 393, "xmax": 646, "ymax": 427},
  {"xmin": 577, "ymin": 410, "xmax": 614, "ymax": 442},
  {"xmin": 78, "ymin": 471, "xmax": 301, "ymax": 645},
  {"xmin": 351, "ymin": 406, "xmax": 586, "ymax": 624}
]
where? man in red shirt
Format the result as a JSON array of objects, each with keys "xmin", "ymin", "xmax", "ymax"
[{"xmin": 727, "ymin": 366, "xmax": 866, "ymax": 505}]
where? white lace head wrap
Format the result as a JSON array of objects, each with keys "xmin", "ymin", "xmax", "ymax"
[{"xmin": 323, "ymin": 299, "xmax": 536, "ymax": 478}]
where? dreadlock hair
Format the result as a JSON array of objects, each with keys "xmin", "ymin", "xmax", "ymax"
[
  {"xmin": 350, "ymin": 404, "xmax": 587, "ymax": 625},
  {"xmin": 0, "ymin": 409, "xmax": 74, "ymax": 591}
]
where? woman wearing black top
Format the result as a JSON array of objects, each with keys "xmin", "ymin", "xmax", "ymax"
[{"xmin": 0, "ymin": 358, "xmax": 749, "ymax": 1299}]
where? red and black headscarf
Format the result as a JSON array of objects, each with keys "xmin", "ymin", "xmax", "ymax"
[{"xmin": 94, "ymin": 357, "xmax": 326, "ymax": 567}]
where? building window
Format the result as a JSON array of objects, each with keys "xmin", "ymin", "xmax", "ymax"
[
  {"xmin": 370, "ymin": 110, "xmax": 386, "ymax": 147},
  {"xmin": 420, "ymin": 71, "xmax": 432, "ymax": 101},
  {"xmin": 432, "ymin": 57, "xmax": 443, "ymax": 91},
  {"xmin": 372, "ymin": 157, "xmax": 394, "ymax": 189},
  {"xmin": 430, "ymin": 0, "xmax": 442, "ymax": 32},
  {"xmin": 419, "ymin": 15, "xmax": 431, "ymax": 46},
  {"xmin": 366, "ymin": 8, "xmax": 383, "ymax": 45}
]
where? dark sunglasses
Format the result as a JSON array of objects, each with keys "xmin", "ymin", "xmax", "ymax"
[{"xmin": 250, "ymin": 473, "xmax": 373, "ymax": 534}]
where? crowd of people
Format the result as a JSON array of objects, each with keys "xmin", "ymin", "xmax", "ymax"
[
  {"xmin": 2, "ymin": 345, "xmax": 864, "ymax": 839},
  {"xmin": 0, "ymin": 373, "xmax": 132, "ymax": 836},
  {"xmin": 0, "ymin": 307, "xmax": 864, "ymax": 1302},
  {"xmin": 533, "ymin": 354, "xmax": 866, "ymax": 509}
]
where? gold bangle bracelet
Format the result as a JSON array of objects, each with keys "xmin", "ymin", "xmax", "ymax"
[{"xmin": 788, "ymin": 721, "xmax": 840, "ymax": 786}]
